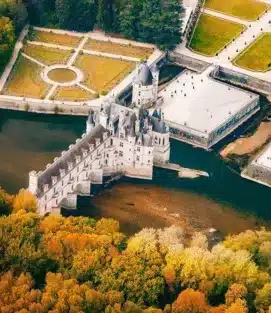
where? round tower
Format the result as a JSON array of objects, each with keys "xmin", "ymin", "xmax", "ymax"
[{"xmin": 132, "ymin": 62, "xmax": 159, "ymax": 108}]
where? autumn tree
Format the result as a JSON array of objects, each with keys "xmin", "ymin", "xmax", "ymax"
[
  {"xmin": 172, "ymin": 289, "xmax": 208, "ymax": 313},
  {"xmin": 0, "ymin": 16, "xmax": 15, "ymax": 73},
  {"xmin": 0, "ymin": 187, "xmax": 13, "ymax": 215},
  {"xmin": 13, "ymin": 188, "xmax": 37, "ymax": 213}
]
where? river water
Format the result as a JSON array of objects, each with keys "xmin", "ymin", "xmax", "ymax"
[{"xmin": 0, "ymin": 107, "xmax": 270, "ymax": 234}]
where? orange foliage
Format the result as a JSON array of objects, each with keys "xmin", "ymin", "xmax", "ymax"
[{"xmin": 172, "ymin": 289, "xmax": 208, "ymax": 313}]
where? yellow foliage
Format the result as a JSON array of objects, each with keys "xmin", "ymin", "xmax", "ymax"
[
  {"xmin": 13, "ymin": 189, "xmax": 37, "ymax": 213},
  {"xmin": 225, "ymin": 283, "xmax": 247, "ymax": 306},
  {"xmin": 225, "ymin": 299, "xmax": 248, "ymax": 313}
]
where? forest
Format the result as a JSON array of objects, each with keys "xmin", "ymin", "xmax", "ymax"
[
  {"xmin": 0, "ymin": 187, "xmax": 270, "ymax": 313},
  {"xmin": 0, "ymin": 0, "xmax": 183, "ymax": 73}
]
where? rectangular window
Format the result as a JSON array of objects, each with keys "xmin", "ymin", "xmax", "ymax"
[
  {"xmin": 136, "ymin": 156, "xmax": 140, "ymax": 162},
  {"xmin": 120, "ymin": 142, "xmax": 124, "ymax": 147},
  {"xmin": 119, "ymin": 151, "xmax": 123, "ymax": 157},
  {"xmin": 137, "ymin": 147, "xmax": 140, "ymax": 152}
]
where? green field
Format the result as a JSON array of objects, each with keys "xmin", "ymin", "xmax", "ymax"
[
  {"xmin": 205, "ymin": 0, "xmax": 269, "ymax": 21},
  {"xmin": 48, "ymin": 68, "xmax": 77, "ymax": 83},
  {"xmin": 84, "ymin": 39, "xmax": 153, "ymax": 59},
  {"xmin": 234, "ymin": 33, "xmax": 271, "ymax": 72},
  {"xmin": 31, "ymin": 30, "xmax": 81, "ymax": 47},
  {"xmin": 190, "ymin": 14, "xmax": 245, "ymax": 56},
  {"xmin": 23, "ymin": 44, "xmax": 72, "ymax": 65},
  {"xmin": 53, "ymin": 86, "xmax": 94, "ymax": 101},
  {"xmin": 75, "ymin": 54, "xmax": 135, "ymax": 94},
  {"xmin": 4, "ymin": 56, "xmax": 49, "ymax": 98}
]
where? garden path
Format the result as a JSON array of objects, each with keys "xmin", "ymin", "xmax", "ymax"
[
  {"xmin": 175, "ymin": 8, "xmax": 271, "ymax": 82},
  {"xmin": 0, "ymin": 25, "xmax": 29, "ymax": 92}
]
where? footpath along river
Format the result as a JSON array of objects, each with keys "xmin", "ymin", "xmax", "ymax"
[{"xmin": 0, "ymin": 108, "xmax": 270, "ymax": 235}]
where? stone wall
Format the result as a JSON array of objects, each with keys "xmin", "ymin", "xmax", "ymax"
[
  {"xmin": 0, "ymin": 99, "xmax": 98, "ymax": 116},
  {"xmin": 212, "ymin": 66, "xmax": 271, "ymax": 96},
  {"xmin": 168, "ymin": 52, "xmax": 210, "ymax": 73}
]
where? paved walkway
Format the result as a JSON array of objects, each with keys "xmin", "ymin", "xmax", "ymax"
[
  {"xmin": 33, "ymin": 26, "xmax": 155, "ymax": 49},
  {"xmin": 0, "ymin": 25, "xmax": 29, "ymax": 92},
  {"xmin": 202, "ymin": 8, "xmax": 249, "ymax": 25},
  {"xmin": 68, "ymin": 36, "xmax": 88, "ymax": 66},
  {"xmin": 175, "ymin": 8, "xmax": 271, "ymax": 82},
  {"xmin": 28, "ymin": 38, "xmax": 141, "ymax": 62},
  {"xmin": 22, "ymin": 52, "xmax": 46, "ymax": 67}
]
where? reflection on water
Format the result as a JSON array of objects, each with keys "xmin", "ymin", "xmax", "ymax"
[
  {"xmin": 0, "ymin": 108, "xmax": 270, "ymax": 234},
  {"xmin": 0, "ymin": 109, "xmax": 85, "ymax": 193}
]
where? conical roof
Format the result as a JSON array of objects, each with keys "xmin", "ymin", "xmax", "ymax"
[{"xmin": 136, "ymin": 63, "xmax": 153, "ymax": 86}]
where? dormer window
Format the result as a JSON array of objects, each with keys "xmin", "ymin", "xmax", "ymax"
[
  {"xmin": 60, "ymin": 169, "xmax": 65, "ymax": 178},
  {"xmin": 75, "ymin": 155, "xmax": 81, "ymax": 164},
  {"xmin": 52, "ymin": 176, "xmax": 57, "ymax": 185},
  {"xmin": 68, "ymin": 162, "xmax": 73, "ymax": 171},
  {"xmin": 43, "ymin": 184, "xmax": 49, "ymax": 193}
]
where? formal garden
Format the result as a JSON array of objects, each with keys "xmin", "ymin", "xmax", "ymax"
[
  {"xmin": 234, "ymin": 33, "xmax": 271, "ymax": 72},
  {"xmin": 2, "ymin": 28, "xmax": 153, "ymax": 101},
  {"xmin": 204, "ymin": 0, "xmax": 269, "ymax": 21},
  {"xmin": 189, "ymin": 13, "xmax": 245, "ymax": 56}
]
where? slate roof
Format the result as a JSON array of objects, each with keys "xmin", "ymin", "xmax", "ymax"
[
  {"xmin": 135, "ymin": 63, "xmax": 153, "ymax": 86},
  {"xmin": 37, "ymin": 125, "xmax": 109, "ymax": 197}
]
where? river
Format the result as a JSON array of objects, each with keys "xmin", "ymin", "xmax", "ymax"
[{"xmin": 0, "ymin": 107, "xmax": 270, "ymax": 234}]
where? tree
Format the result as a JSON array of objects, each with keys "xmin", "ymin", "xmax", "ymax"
[
  {"xmin": 13, "ymin": 188, "xmax": 37, "ymax": 213},
  {"xmin": 0, "ymin": 188, "xmax": 13, "ymax": 215},
  {"xmin": 172, "ymin": 289, "xmax": 208, "ymax": 313},
  {"xmin": 97, "ymin": 0, "xmax": 114, "ymax": 32},
  {"xmin": 225, "ymin": 284, "xmax": 247, "ymax": 306},
  {"xmin": 255, "ymin": 283, "xmax": 271, "ymax": 313},
  {"xmin": 0, "ymin": 16, "xmax": 15, "ymax": 73},
  {"xmin": 225, "ymin": 299, "xmax": 248, "ymax": 313}
]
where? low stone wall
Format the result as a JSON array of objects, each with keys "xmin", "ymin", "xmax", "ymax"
[
  {"xmin": 168, "ymin": 52, "xmax": 210, "ymax": 73},
  {"xmin": 0, "ymin": 99, "xmax": 97, "ymax": 116},
  {"xmin": 212, "ymin": 66, "xmax": 271, "ymax": 96}
]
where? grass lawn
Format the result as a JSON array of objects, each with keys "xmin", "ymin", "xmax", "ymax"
[
  {"xmin": 4, "ymin": 56, "xmax": 49, "ymax": 98},
  {"xmin": 23, "ymin": 44, "xmax": 73, "ymax": 65},
  {"xmin": 48, "ymin": 68, "xmax": 77, "ymax": 83},
  {"xmin": 53, "ymin": 86, "xmax": 94, "ymax": 101},
  {"xmin": 205, "ymin": 0, "xmax": 269, "ymax": 21},
  {"xmin": 31, "ymin": 30, "xmax": 81, "ymax": 47},
  {"xmin": 190, "ymin": 13, "xmax": 245, "ymax": 56},
  {"xmin": 75, "ymin": 54, "xmax": 135, "ymax": 94},
  {"xmin": 84, "ymin": 39, "xmax": 153, "ymax": 59},
  {"xmin": 234, "ymin": 33, "xmax": 271, "ymax": 72}
]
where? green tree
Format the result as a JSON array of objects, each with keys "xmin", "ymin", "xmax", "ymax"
[{"xmin": 0, "ymin": 16, "xmax": 15, "ymax": 73}]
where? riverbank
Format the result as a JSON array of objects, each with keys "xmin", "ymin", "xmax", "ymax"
[{"xmin": 84, "ymin": 182, "xmax": 268, "ymax": 235}]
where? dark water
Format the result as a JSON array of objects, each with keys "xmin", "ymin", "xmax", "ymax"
[{"xmin": 0, "ymin": 106, "xmax": 270, "ymax": 223}]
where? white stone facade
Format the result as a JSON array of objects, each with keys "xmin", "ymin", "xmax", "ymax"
[
  {"xmin": 132, "ymin": 63, "xmax": 159, "ymax": 108},
  {"xmin": 29, "ymin": 100, "xmax": 170, "ymax": 214}
]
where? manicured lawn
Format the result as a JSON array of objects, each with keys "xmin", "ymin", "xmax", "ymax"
[
  {"xmin": 75, "ymin": 54, "xmax": 135, "ymax": 93},
  {"xmin": 23, "ymin": 44, "xmax": 73, "ymax": 65},
  {"xmin": 4, "ymin": 56, "xmax": 49, "ymax": 98},
  {"xmin": 84, "ymin": 39, "xmax": 153, "ymax": 59},
  {"xmin": 53, "ymin": 86, "xmax": 94, "ymax": 101},
  {"xmin": 48, "ymin": 68, "xmax": 77, "ymax": 83},
  {"xmin": 190, "ymin": 13, "xmax": 245, "ymax": 56},
  {"xmin": 205, "ymin": 0, "xmax": 269, "ymax": 21},
  {"xmin": 31, "ymin": 30, "xmax": 81, "ymax": 47},
  {"xmin": 234, "ymin": 33, "xmax": 271, "ymax": 72}
]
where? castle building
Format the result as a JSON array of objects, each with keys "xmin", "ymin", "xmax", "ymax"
[
  {"xmin": 132, "ymin": 62, "xmax": 159, "ymax": 108},
  {"xmin": 28, "ymin": 99, "xmax": 170, "ymax": 215}
]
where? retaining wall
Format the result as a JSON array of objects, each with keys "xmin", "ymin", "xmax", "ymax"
[
  {"xmin": 212, "ymin": 66, "xmax": 271, "ymax": 96},
  {"xmin": 168, "ymin": 52, "xmax": 211, "ymax": 73}
]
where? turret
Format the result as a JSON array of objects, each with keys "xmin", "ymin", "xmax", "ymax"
[
  {"xmin": 86, "ymin": 111, "xmax": 95, "ymax": 133},
  {"xmin": 100, "ymin": 109, "xmax": 108, "ymax": 129},
  {"xmin": 28, "ymin": 171, "xmax": 39, "ymax": 195}
]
